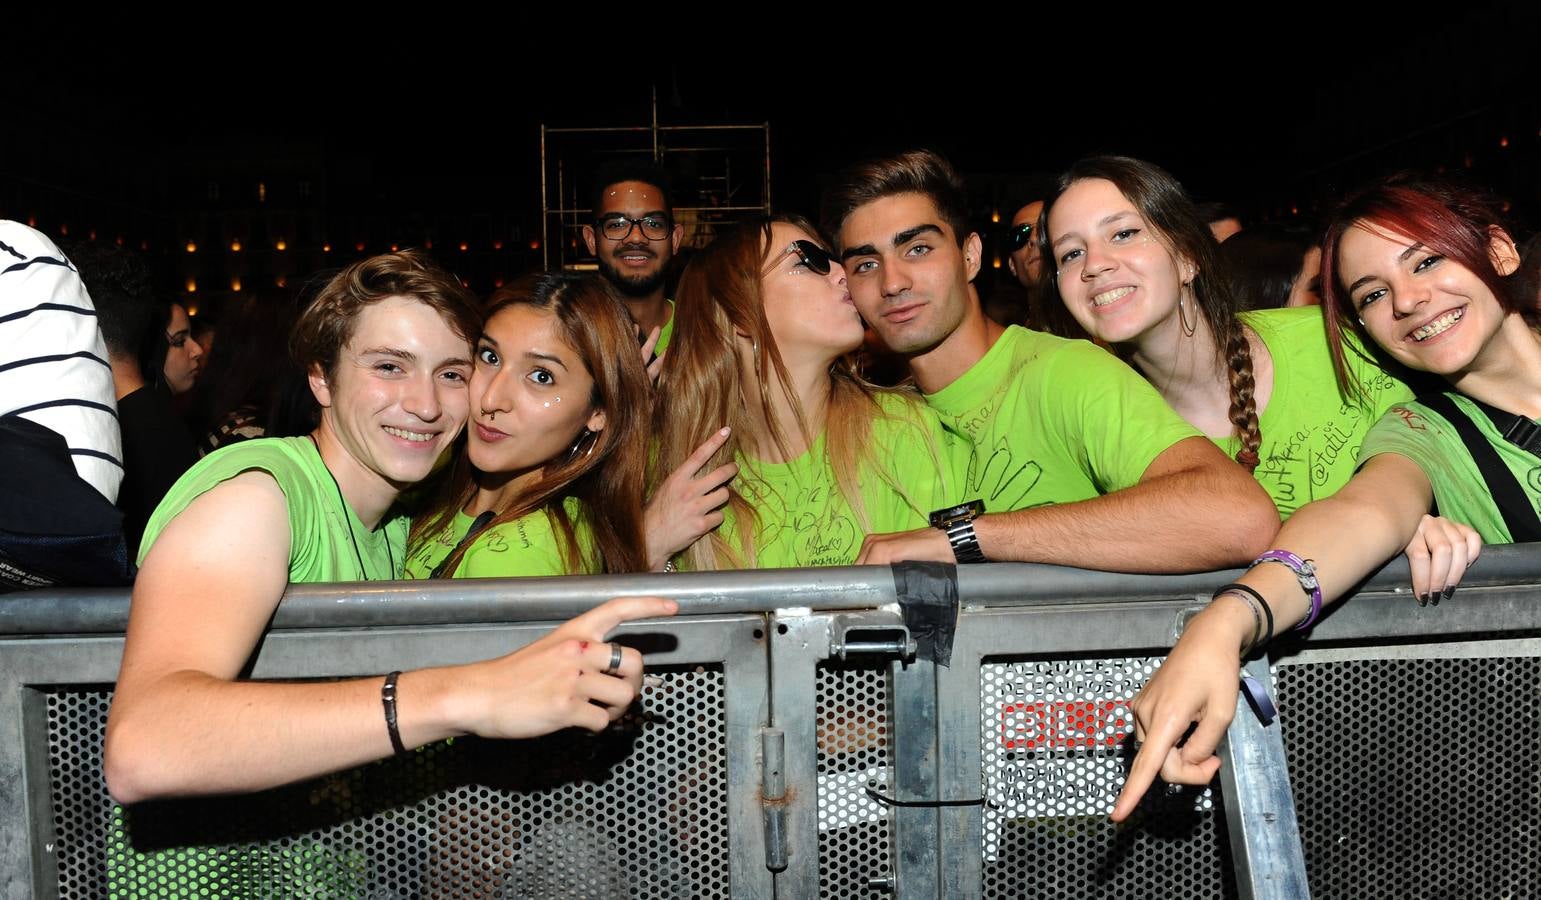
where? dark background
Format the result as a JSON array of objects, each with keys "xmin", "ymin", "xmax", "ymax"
[{"xmin": 4, "ymin": 9, "xmax": 1537, "ymax": 322}]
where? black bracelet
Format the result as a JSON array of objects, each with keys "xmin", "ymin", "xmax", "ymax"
[
  {"xmin": 381, "ymin": 671, "xmax": 406, "ymax": 755},
  {"xmin": 1214, "ymin": 582, "xmax": 1275, "ymax": 652}
]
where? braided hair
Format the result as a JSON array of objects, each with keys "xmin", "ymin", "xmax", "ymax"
[{"xmin": 1039, "ymin": 156, "xmax": 1261, "ymax": 470}]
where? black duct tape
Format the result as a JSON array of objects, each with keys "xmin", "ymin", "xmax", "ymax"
[{"xmin": 891, "ymin": 560, "xmax": 960, "ymax": 666}]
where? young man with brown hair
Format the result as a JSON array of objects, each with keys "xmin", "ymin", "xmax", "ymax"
[
  {"xmin": 105, "ymin": 250, "xmax": 673, "ymax": 803},
  {"xmin": 825, "ymin": 150, "xmax": 1277, "ymax": 571}
]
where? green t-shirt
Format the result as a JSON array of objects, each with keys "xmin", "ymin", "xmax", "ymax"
[
  {"xmin": 653, "ymin": 299, "xmax": 675, "ymax": 356},
  {"xmin": 720, "ymin": 392, "xmax": 967, "ymax": 568},
  {"xmin": 925, "ymin": 325, "xmax": 1200, "ymax": 512},
  {"xmin": 1359, "ymin": 395, "xmax": 1541, "ymax": 543},
  {"xmin": 1223, "ymin": 307, "xmax": 1414, "ymax": 519},
  {"xmin": 120, "ymin": 436, "xmax": 406, "ymax": 896},
  {"xmin": 404, "ymin": 497, "xmax": 597, "ymax": 578},
  {"xmin": 138, "ymin": 435, "xmax": 408, "ymax": 579}
]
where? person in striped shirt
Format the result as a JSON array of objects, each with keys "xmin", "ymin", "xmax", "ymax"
[{"xmin": 0, "ymin": 220, "xmax": 122, "ymax": 500}]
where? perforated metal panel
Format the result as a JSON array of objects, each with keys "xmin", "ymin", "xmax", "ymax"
[
  {"xmin": 46, "ymin": 666, "xmax": 728, "ymax": 899},
  {"xmin": 815, "ymin": 661, "xmax": 894, "ymax": 898},
  {"xmin": 46, "ymin": 687, "xmax": 111, "ymax": 899},
  {"xmin": 978, "ymin": 657, "xmax": 1238, "ymax": 899},
  {"xmin": 1276, "ymin": 652, "xmax": 1541, "ymax": 899}
]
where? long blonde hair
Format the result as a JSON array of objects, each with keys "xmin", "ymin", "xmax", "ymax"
[{"xmin": 652, "ymin": 214, "xmax": 931, "ymax": 569}]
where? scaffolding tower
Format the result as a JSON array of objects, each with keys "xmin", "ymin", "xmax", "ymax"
[{"xmin": 540, "ymin": 91, "xmax": 771, "ymax": 272}]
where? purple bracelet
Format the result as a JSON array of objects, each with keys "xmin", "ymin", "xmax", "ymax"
[{"xmin": 1252, "ymin": 550, "xmax": 1323, "ymax": 631}]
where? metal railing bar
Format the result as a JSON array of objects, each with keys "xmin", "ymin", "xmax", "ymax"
[{"xmin": 6, "ymin": 543, "xmax": 1539, "ymax": 637}]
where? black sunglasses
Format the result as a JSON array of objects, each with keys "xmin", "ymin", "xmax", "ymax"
[
  {"xmin": 1008, "ymin": 221, "xmax": 1035, "ymax": 251},
  {"xmin": 765, "ymin": 239, "xmax": 839, "ymax": 276}
]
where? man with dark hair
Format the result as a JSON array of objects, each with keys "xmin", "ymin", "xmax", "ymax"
[
  {"xmin": 826, "ymin": 150, "xmax": 1277, "ymax": 571},
  {"xmin": 105, "ymin": 250, "xmax": 672, "ymax": 807},
  {"xmin": 69, "ymin": 242, "xmax": 199, "ymax": 551},
  {"xmin": 583, "ymin": 158, "xmax": 683, "ymax": 354}
]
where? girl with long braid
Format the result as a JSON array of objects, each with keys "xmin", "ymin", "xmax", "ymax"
[
  {"xmin": 1113, "ymin": 172, "xmax": 1531, "ymax": 819},
  {"xmin": 1040, "ymin": 156, "xmax": 1412, "ymax": 518}
]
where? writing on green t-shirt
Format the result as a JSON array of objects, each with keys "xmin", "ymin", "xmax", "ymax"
[
  {"xmin": 1223, "ymin": 308, "xmax": 1413, "ymax": 518},
  {"xmin": 719, "ymin": 393, "xmax": 965, "ymax": 568},
  {"xmin": 925, "ymin": 326, "xmax": 1200, "ymax": 512},
  {"xmin": 405, "ymin": 497, "xmax": 596, "ymax": 578},
  {"xmin": 1360, "ymin": 395, "xmax": 1541, "ymax": 544}
]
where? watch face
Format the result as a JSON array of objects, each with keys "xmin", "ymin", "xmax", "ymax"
[{"xmin": 931, "ymin": 499, "xmax": 984, "ymax": 528}]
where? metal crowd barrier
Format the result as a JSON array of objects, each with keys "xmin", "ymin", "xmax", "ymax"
[{"xmin": 2, "ymin": 545, "xmax": 1539, "ymax": 899}]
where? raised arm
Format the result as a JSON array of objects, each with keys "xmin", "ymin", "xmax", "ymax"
[
  {"xmin": 104, "ymin": 472, "xmax": 675, "ymax": 802},
  {"xmin": 643, "ymin": 426, "xmax": 736, "ymax": 571},
  {"xmin": 857, "ymin": 436, "xmax": 1279, "ymax": 572},
  {"xmin": 1111, "ymin": 452, "xmax": 1479, "ymax": 821}
]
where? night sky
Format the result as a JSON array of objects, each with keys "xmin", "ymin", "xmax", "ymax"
[{"xmin": 6, "ymin": 9, "xmax": 1539, "ymax": 252}]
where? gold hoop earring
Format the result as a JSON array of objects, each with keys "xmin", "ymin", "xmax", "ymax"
[{"xmin": 1178, "ymin": 294, "xmax": 1197, "ymax": 337}]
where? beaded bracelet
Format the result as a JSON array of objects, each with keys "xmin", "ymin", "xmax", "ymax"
[{"xmin": 1253, "ymin": 549, "xmax": 1323, "ymax": 630}]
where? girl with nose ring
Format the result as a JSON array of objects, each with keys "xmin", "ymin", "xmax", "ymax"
[
  {"xmin": 406, "ymin": 273, "xmax": 683, "ymax": 577},
  {"xmin": 1112, "ymin": 173, "xmax": 1535, "ymax": 820},
  {"xmin": 651, "ymin": 214, "xmax": 966, "ymax": 570}
]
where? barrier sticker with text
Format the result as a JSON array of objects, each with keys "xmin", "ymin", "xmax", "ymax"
[{"xmin": 980, "ymin": 658, "xmax": 1214, "ymax": 861}]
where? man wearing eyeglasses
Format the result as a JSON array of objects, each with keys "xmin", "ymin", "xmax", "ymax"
[
  {"xmin": 582, "ymin": 159, "xmax": 683, "ymax": 355},
  {"xmin": 825, "ymin": 150, "xmax": 1278, "ymax": 572}
]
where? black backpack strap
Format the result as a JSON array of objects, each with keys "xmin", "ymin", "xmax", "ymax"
[
  {"xmin": 1417, "ymin": 393, "xmax": 1541, "ymax": 542},
  {"xmin": 1454, "ymin": 393, "xmax": 1541, "ymax": 456}
]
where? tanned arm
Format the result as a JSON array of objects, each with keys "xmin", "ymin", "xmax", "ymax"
[
  {"xmin": 858, "ymin": 436, "xmax": 1278, "ymax": 572},
  {"xmin": 972, "ymin": 437, "xmax": 1277, "ymax": 571},
  {"xmin": 104, "ymin": 471, "xmax": 674, "ymax": 803}
]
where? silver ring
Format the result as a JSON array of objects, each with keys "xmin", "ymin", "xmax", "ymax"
[{"xmin": 603, "ymin": 642, "xmax": 623, "ymax": 676}]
